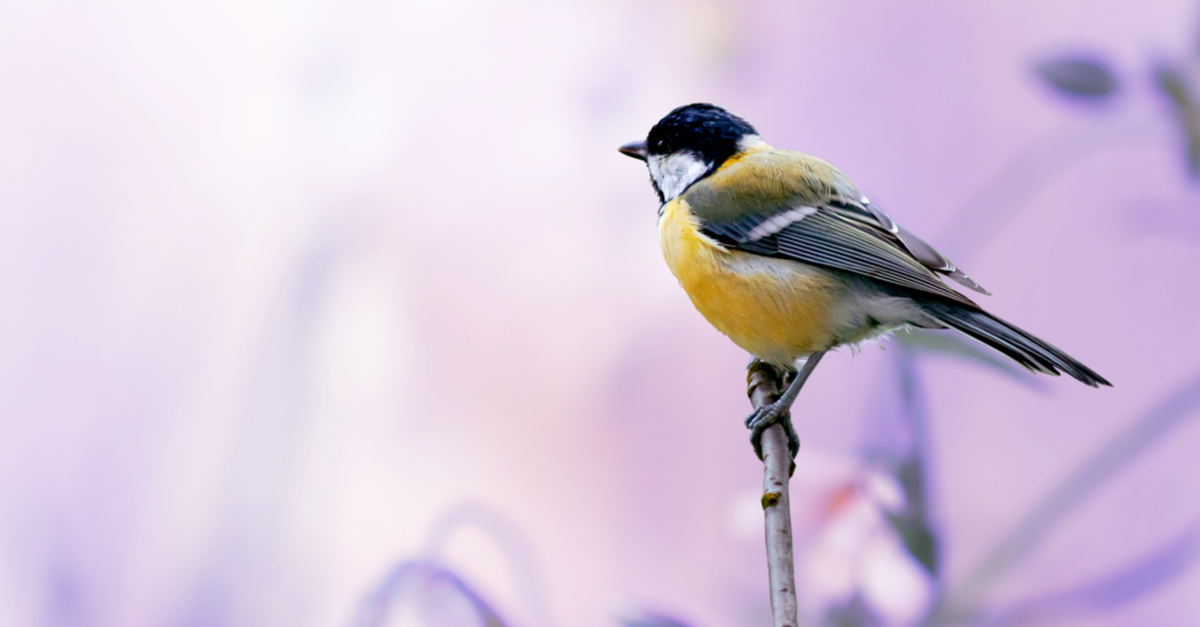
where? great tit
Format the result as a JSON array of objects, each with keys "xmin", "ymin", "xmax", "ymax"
[{"xmin": 619, "ymin": 103, "xmax": 1110, "ymax": 457}]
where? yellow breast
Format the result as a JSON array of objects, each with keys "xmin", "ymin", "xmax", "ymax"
[{"xmin": 657, "ymin": 198, "xmax": 840, "ymax": 366}]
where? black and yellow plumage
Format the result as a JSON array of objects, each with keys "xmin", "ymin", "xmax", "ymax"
[{"xmin": 620, "ymin": 103, "xmax": 1109, "ymax": 456}]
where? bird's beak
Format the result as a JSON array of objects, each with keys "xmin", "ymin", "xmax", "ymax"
[{"xmin": 618, "ymin": 139, "xmax": 649, "ymax": 161}]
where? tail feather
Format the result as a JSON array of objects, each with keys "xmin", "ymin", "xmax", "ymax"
[{"xmin": 920, "ymin": 301, "xmax": 1112, "ymax": 387}]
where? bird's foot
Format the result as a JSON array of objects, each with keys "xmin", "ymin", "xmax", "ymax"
[{"xmin": 745, "ymin": 401, "xmax": 800, "ymax": 460}]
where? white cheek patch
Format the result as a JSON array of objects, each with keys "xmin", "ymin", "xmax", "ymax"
[
  {"xmin": 648, "ymin": 152, "xmax": 710, "ymax": 203},
  {"xmin": 747, "ymin": 206, "xmax": 817, "ymax": 241}
]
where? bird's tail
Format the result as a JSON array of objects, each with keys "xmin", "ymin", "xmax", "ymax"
[{"xmin": 919, "ymin": 300, "xmax": 1111, "ymax": 387}]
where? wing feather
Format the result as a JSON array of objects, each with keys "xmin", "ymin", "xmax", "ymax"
[
  {"xmin": 683, "ymin": 149, "xmax": 985, "ymax": 306},
  {"xmin": 775, "ymin": 211, "xmax": 974, "ymax": 305}
]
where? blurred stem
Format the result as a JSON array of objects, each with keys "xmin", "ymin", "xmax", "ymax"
[
  {"xmin": 424, "ymin": 504, "xmax": 555, "ymax": 627},
  {"xmin": 748, "ymin": 361, "xmax": 799, "ymax": 627},
  {"xmin": 936, "ymin": 116, "xmax": 1153, "ymax": 265},
  {"xmin": 931, "ymin": 368, "xmax": 1200, "ymax": 624},
  {"xmin": 891, "ymin": 345, "xmax": 939, "ymax": 576},
  {"xmin": 984, "ymin": 519, "xmax": 1200, "ymax": 627}
]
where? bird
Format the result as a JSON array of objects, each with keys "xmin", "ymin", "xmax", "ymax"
[{"xmin": 618, "ymin": 103, "xmax": 1111, "ymax": 458}]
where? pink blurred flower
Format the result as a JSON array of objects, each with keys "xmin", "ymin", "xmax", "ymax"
[{"xmin": 788, "ymin": 452, "xmax": 934, "ymax": 627}]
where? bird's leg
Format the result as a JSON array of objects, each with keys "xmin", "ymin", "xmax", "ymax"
[{"xmin": 745, "ymin": 351, "xmax": 826, "ymax": 459}]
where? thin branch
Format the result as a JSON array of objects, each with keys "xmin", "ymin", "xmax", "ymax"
[{"xmin": 748, "ymin": 361, "xmax": 798, "ymax": 627}]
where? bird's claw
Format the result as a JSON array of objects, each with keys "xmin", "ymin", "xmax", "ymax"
[{"xmin": 745, "ymin": 402, "xmax": 800, "ymax": 460}]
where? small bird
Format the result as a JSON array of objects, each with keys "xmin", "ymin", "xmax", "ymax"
[{"xmin": 619, "ymin": 103, "xmax": 1110, "ymax": 458}]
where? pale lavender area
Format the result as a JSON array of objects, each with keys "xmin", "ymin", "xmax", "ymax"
[{"xmin": 1, "ymin": 1, "xmax": 1199, "ymax": 626}]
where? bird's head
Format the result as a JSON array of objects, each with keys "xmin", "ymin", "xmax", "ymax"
[{"xmin": 619, "ymin": 103, "xmax": 761, "ymax": 204}]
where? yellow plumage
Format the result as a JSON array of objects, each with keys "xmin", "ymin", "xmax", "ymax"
[{"xmin": 657, "ymin": 196, "xmax": 841, "ymax": 367}]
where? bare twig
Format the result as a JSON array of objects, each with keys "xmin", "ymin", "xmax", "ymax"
[{"xmin": 748, "ymin": 361, "xmax": 798, "ymax": 627}]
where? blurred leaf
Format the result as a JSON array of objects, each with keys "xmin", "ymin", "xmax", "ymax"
[
  {"xmin": 1035, "ymin": 56, "xmax": 1118, "ymax": 99},
  {"xmin": 1154, "ymin": 61, "xmax": 1192, "ymax": 110},
  {"xmin": 888, "ymin": 507, "xmax": 939, "ymax": 576},
  {"xmin": 1151, "ymin": 60, "xmax": 1200, "ymax": 179},
  {"xmin": 986, "ymin": 520, "xmax": 1200, "ymax": 627},
  {"xmin": 893, "ymin": 331, "xmax": 1048, "ymax": 392}
]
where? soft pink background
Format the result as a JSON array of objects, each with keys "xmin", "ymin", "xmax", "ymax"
[{"xmin": 2, "ymin": 1, "xmax": 1199, "ymax": 625}]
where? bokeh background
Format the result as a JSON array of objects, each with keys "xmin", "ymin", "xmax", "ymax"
[{"xmin": 3, "ymin": 1, "xmax": 1200, "ymax": 626}]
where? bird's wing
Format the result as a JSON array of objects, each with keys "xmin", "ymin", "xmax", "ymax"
[{"xmin": 683, "ymin": 149, "xmax": 987, "ymax": 308}]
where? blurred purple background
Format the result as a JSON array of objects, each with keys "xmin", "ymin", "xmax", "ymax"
[{"xmin": 3, "ymin": 1, "xmax": 1200, "ymax": 626}]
